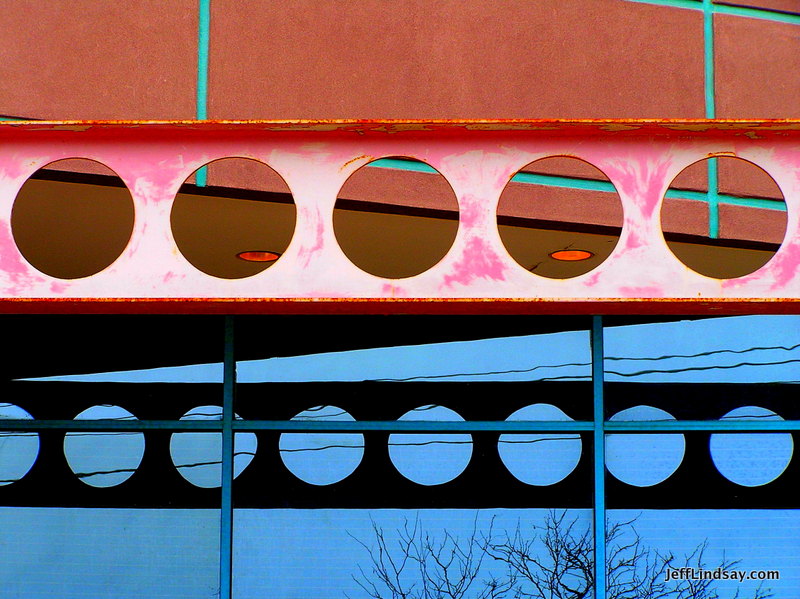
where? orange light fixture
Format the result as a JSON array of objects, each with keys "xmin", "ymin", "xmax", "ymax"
[
  {"xmin": 236, "ymin": 250, "xmax": 281, "ymax": 263},
  {"xmin": 549, "ymin": 249, "xmax": 594, "ymax": 261}
]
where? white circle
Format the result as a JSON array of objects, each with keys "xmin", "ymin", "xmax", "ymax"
[
  {"xmin": 389, "ymin": 405, "xmax": 472, "ymax": 486},
  {"xmin": 280, "ymin": 405, "xmax": 364, "ymax": 485},
  {"xmin": 606, "ymin": 406, "xmax": 685, "ymax": 487},
  {"xmin": 64, "ymin": 405, "xmax": 144, "ymax": 488},
  {"xmin": 499, "ymin": 404, "xmax": 582, "ymax": 486},
  {"xmin": 170, "ymin": 405, "xmax": 257, "ymax": 488},
  {"xmin": 711, "ymin": 406, "xmax": 793, "ymax": 487},
  {"xmin": 0, "ymin": 403, "xmax": 39, "ymax": 486}
]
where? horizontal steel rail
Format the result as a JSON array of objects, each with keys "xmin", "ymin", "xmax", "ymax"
[
  {"xmin": 2, "ymin": 418, "xmax": 798, "ymax": 432},
  {"xmin": 2, "ymin": 120, "xmax": 800, "ymax": 313}
]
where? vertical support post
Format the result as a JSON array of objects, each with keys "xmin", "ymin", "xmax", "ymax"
[
  {"xmin": 703, "ymin": 0, "xmax": 716, "ymax": 121},
  {"xmin": 703, "ymin": 0, "xmax": 719, "ymax": 239},
  {"xmin": 196, "ymin": 0, "xmax": 211, "ymax": 187},
  {"xmin": 708, "ymin": 157, "xmax": 719, "ymax": 239},
  {"xmin": 220, "ymin": 315, "xmax": 235, "ymax": 599},
  {"xmin": 591, "ymin": 316, "xmax": 606, "ymax": 599}
]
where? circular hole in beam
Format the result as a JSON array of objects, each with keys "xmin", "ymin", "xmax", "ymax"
[
  {"xmin": 279, "ymin": 405, "xmax": 364, "ymax": 486},
  {"xmin": 388, "ymin": 405, "xmax": 472, "ymax": 486},
  {"xmin": 606, "ymin": 406, "xmax": 685, "ymax": 487},
  {"xmin": 710, "ymin": 406, "xmax": 792, "ymax": 487},
  {"xmin": 499, "ymin": 403, "xmax": 582, "ymax": 486},
  {"xmin": 661, "ymin": 157, "xmax": 786, "ymax": 279},
  {"xmin": 334, "ymin": 157, "xmax": 459, "ymax": 279},
  {"xmin": 169, "ymin": 405, "xmax": 257, "ymax": 488},
  {"xmin": 12, "ymin": 158, "xmax": 135, "ymax": 279},
  {"xmin": 64, "ymin": 405, "xmax": 144, "ymax": 488},
  {"xmin": 0, "ymin": 403, "xmax": 39, "ymax": 486},
  {"xmin": 497, "ymin": 156, "xmax": 623, "ymax": 279},
  {"xmin": 171, "ymin": 158, "xmax": 296, "ymax": 279}
]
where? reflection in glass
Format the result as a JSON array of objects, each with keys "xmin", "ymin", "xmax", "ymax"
[
  {"xmin": 608, "ymin": 509, "xmax": 797, "ymax": 598},
  {"xmin": 711, "ymin": 406, "xmax": 793, "ymax": 487},
  {"xmin": 499, "ymin": 403, "xmax": 581, "ymax": 485},
  {"xmin": 606, "ymin": 406, "xmax": 685, "ymax": 487},
  {"xmin": 64, "ymin": 405, "xmax": 145, "ymax": 488},
  {"xmin": 170, "ymin": 405, "xmax": 257, "ymax": 488},
  {"xmin": 604, "ymin": 315, "xmax": 800, "ymax": 384},
  {"xmin": 0, "ymin": 507, "xmax": 220, "ymax": 598},
  {"xmin": 279, "ymin": 406, "xmax": 364, "ymax": 485},
  {"xmin": 0, "ymin": 403, "xmax": 39, "ymax": 486},
  {"xmin": 389, "ymin": 405, "xmax": 472, "ymax": 486},
  {"xmin": 234, "ymin": 509, "xmax": 593, "ymax": 599}
]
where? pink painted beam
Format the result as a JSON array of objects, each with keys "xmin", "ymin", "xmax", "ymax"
[{"xmin": 0, "ymin": 120, "xmax": 799, "ymax": 314}]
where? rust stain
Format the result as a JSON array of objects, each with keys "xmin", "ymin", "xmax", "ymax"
[
  {"xmin": 1, "ymin": 296, "xmax": 800, "ymax": 316},
  {"xmin": 340, "ymin": 155, "xmax": 372, "ymax": 172},
  {"xmin": 600, "ymin": 124, "xmax": 641, "ymax": 132},
  {"xmin": 3, "ymin": 118, "xmax": 800, "ymax": 133}
]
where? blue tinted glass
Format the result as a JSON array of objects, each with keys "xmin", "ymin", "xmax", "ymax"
[
  {"xmin": 606, "ymin": 509, "xmax": 799, "ymax": 598},
  {"xmin": 234, "ymin": 509, "xmax": 593, "ymax": 599}
]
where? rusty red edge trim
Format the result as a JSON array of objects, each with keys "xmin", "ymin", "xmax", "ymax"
[
  {"xmin": 0, "ymin": 298, "xmax": 798, "ymax": 315},
  {"xmin": 3, "ymin": 118, "xmax": 800, "ymax": 130}
]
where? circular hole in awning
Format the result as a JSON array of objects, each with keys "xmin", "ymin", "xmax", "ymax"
[
  {"xmin": 171, "ymin": 158, "xmax": 296, "ymax": 279},
  {"xmin": 12, "ymin": 158, "xmax": 135, "ymax": 279}
]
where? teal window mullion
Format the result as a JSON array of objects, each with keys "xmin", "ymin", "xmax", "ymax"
[
  {"xmin": 591, "ymin": 316, "xmax": 606, "ymax": 599},
  {"xmin": 703, "ymin": 0, "xmax": 721, "ymax": 239},
  {"xmin": 220, "ymin": 316, "xmax": 235, "ymax": 599},
  {"xmin": 708, "ymin": 157, "xmax": 720, "ymax": 238},
  {"xmin": 195, "ymin": 0, "xmax": 210, "ymax": 187}
]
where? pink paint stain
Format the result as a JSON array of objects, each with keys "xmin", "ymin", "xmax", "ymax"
[
  {"xmin": 49, "ymin": 281, "xmax": 68, "ymax": 294},
  {"xmin": 298, "ymin": 214, "xmax": 326, "ymax": 269},
  {"xmin": 606, "ymin": 151, "xmax": 672, "ymax": 220},
  {"xmin": 584, "ymin": 271, "xmax": 601, "ymax": 287},
  {"xmin": 619, "ymin": 285, "xmax": 665, "ymax": 298},
  {"xmin": 0, "ymin": 155, "xmax": 39, "ymax": 182},
  {"xmin": 770, "ymin": 146, "xmax": 800, "ymax": 176},
  {"xmin": 458, "ymin": 195, "xmax": 483, "ymax": 229},
  {"xmin": 622, "ymin": 230, "xmax": 644, "ymax": 251},
  {"xmin": 442, "ymin": 237, "xmax": 507, "ymax": 288},
  {"xmin": 381, "ymin": 282, "xmax": 409, "ymax": 297},
  {"xmin": 768, "ymin": 244, "xmax": 800, "ymax": 291},
  {"xmin": 0, "ymin": 225, "xmax": 45, "ymax": 294}
]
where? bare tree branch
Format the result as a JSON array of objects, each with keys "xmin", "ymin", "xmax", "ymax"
[{"xmin": 350, "ymin": 510, "xmax": 773, "ymax": 599}]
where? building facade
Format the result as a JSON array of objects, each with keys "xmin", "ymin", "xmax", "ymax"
[{"xmin": 1, "ymin": 2, "xmax": 800, "ymax": 598}]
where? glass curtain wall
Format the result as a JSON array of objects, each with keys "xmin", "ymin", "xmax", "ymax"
[{"xmin": 0, "ymin": 315, "xmax": 797, "ymax": 598}]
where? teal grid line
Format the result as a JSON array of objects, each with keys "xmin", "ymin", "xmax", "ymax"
[
  {"xmin": 195, "ymin": 0, "xmax": 211, "ymax": 187},
  {"xmin": 714, "ymin": 2, "xmax": 800, "ymax": 24},
  {"xmin": 703, "ymin": 0, "xmax": 720, "ymax": 238},
  {"xmin": 625, "ymin": 0, "xmax": 800, "ymax": 240},
  {"xmin": 196, "ymin": 0, "xmax": 210, "ymax": 121},
  {"xmin": 703, "ymin": 0, "xmax": 716, "ymax": 120},
  {"xmin": 624, "ymin": 0, "xmax": 800, "ymax": 24},
  {"xmin": 370, "ymin": 160, "xmax": 787, "ymax": 212},
  {"xmin": 708, "ymin": 157, "xmax": 721, "ymax": 237}
]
